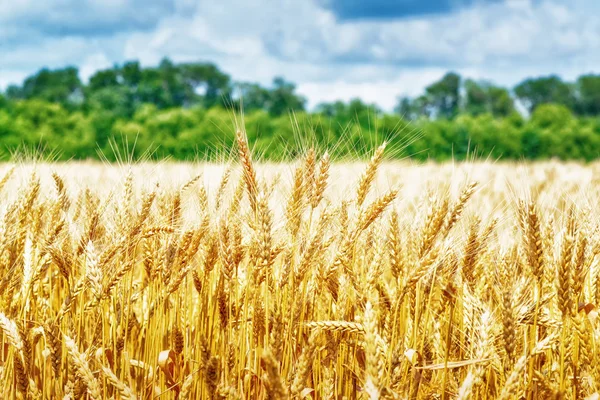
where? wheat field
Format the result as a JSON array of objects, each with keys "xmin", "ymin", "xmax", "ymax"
[{"xmin": 0, "ymin": 130, "xmax": 599, "ymax": 399}]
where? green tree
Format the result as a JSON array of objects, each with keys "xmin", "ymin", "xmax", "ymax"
[
  {"xmin": 527, "ymin": 103, "xmax": 575, "ymax": 159},
  {"xmin": 234, "ymin": 83, "xmax": 271, "ymax": 112},
  {"xmin": 87, "ymin": 59, "xmax": 233, "ymax": 111},
  {"xmin": 463, "ymin": 80, "xmax": 487, "ymax": 116},
  {"xmin": 5, "ymin": 85, "xmax": 22, "ymax": 100},
  {"xmin": 9, "ymin": 67, "xmax": 83, "ymax": 108},
  {"xmin": 316, "ymin": 100, "xmax": 348, "ymax": 118},
  {"xmin": 121, "ymin": 61, "xmax": 143, "ymax": 87},
  {"xmin": 179, "ymin": 62, "xmax": 231, "ymax": 108},
  {"xmin": 464, "ymin": 80, "xmax": 515, "ymax": 117},
  {"xmin": 530, "ymin": 103, "xmax": 573, "ymax": 130},
  {"xmin": 267, "ymin": 77, "xmax": 306, "ymax": 116},
  {"xmin": 424, "ymin": 72, "xmax": 461, "ymax": 119},
  {"xmin": 575, "ymin": 74, "xmax": 600, "ymax": 116},
  {"xmin": 411, "ymin": 96, "xmax": 434, "ymax": 119},
  {"xmin": 317, "ymin": 99, "xmax": 380, "ymax": 126},
  {"xmin": 86, "ymin": 87, "xmax": 136, "ymax": 147},
  {"xmin": 394, "ymin": 97, "xmax": 414, "ymax": 119},
  {"xmin": 88, "ymin": 69, "xmax": 120, "ymax": 92},
  {"xmin": 514, "ymin": 75, "xmax": 575, "ymax": 114},
  {"xmin": 488, "ymin": 86, "xmax": 514, "ymax": 117}
]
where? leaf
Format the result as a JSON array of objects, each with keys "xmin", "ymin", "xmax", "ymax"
[
  {"xmin": 416, "ymin": 358, "xmax": 492, "ymax": 370},
  {"xmin": 300, "ymin": 387, "xmax": 314, "ymax": 398},
  {"xmin": 579, "ymin": 302, "xmax": 598, "ymax": 324},
  {"xmin": 158, "ymin": 349, "xmax": 181, "ymax": 395},
  {"xmin": 404, "ymin": 349, "xmax": 420, "ymax": 366}
]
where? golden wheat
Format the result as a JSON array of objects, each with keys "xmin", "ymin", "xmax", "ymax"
[{"xmin": 0, "ymin": 129, "xmax": 599, "ymax": 399}]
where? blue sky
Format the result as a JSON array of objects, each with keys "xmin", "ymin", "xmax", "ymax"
[{"xmin": 1, "ymin": 0, "xmax": 599, "ymax": 110}]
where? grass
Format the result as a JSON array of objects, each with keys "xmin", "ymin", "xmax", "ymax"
[{"xmin": 0, "ymin": 129, "xmax": 598, "ymax": 399}]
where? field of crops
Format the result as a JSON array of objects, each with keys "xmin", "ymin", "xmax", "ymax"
[{"xmin": 0, "ymin": 130, "xmax": 599, "ymax": 399}]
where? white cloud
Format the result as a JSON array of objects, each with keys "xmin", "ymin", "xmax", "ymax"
[
  {"xmin": 0, "ymin": 0, "xmax": 176, "ymax": 38},
  {"xmin": 0, "ymin": 35, "xmax": 126, "ymax": 73},
  {"xmin": 0, "ymin": 71, "xmax": 28, "ymax": 91},
  {"xmin": 79, "ymin": 53, "xmax": 114, "ymax": 82},
  {"xmin": 1, "ymin": 0, "xmax": 600, "ymax": 111},
  {"xmin": 297, "ymin": 69, "xmax": 449, "ymax": 110}
]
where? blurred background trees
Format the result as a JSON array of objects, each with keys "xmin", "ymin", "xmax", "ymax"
[{"xmin": 2, "ymin": 58, "xmax": 600, "ymax": 161}]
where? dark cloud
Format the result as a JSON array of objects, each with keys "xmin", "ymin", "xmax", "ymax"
[
  {"xmin": 319, "ymin": 0, "xmax": 503, "ymax": 20},
  {"xmin": 2, "ymin": 0, "xmax": 177, "ymax": 39},
  {"xmin": 1, "ymin": 0, "xmax": 598, "ymax": 112}
]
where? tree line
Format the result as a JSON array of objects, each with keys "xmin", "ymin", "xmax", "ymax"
[{"xmin": 1, "ymin": 58, "xmax": 600, "ymax": 161}]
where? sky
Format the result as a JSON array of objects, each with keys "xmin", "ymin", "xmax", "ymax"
[{"xmin": 1, "ymin": 0, "xmax": 600, "ymax": 110}]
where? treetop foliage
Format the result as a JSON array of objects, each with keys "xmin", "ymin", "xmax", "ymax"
[{"xmin": 2, "ymin": 58, "xmax": 600, "ymax": 161}]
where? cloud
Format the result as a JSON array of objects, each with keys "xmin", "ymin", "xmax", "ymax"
[
  {"xmin": 261, "ymin": 0, "xmax": 600, "ymax": 69},
  {"xmin": 0, "ymin": 71, "xmax": 28, "ymax": 91},
  {"xmin": 1, "ymin": 0, "xmax": 600, "ymax": 111},
  {"xmin": 318, "ymin": 0, "xmax": 504, "ymax": 20},
  {"xmin": 80, "ymin": 53, "xmax": 114, "ymax": 81},
  {"xmin": 0, "ymin": 35, "xmax": 125, "ymax": 71},
  {"xmin": 0, "ymin": 0, "xmax": 180, "ymax": 43},
  {"xmin": 297, "ymin": 68, "xmax": 450, "ymax": 110}
]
